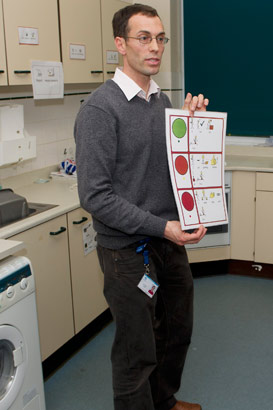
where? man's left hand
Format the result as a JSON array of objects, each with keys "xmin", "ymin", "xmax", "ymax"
[{"xmin": 182, "ymin": 92, "xmax": 209, "ymax": 116}]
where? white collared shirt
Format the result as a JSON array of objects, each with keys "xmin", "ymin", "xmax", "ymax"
[{"xmin": 112, "ymin": 67, "xmax": 160, "ymax": 102}]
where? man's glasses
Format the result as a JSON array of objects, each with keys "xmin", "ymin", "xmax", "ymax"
[{"xmin": 125, "ymin": 35, "xmax": 169, "ymax": 45}]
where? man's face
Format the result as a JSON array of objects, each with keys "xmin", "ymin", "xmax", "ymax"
[{"xmin": 120, "ymin": 13, "xmax": 166, "ymax": 83}]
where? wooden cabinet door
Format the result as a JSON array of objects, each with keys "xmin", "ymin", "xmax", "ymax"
[
  {"xmin": 2, "ymin": 0, "xmax": 60, "ymax": 85},
  {"xmin": 67, "ymin": 208, "xmax": 107, "ymax": 334},
  {"xmin": 255, "ymin": 173, "xmax": 273, "ymax": 264},
  {"xmin": 59, "ymin": 0, "xmax": 103, "ymax": 84},
  {"xmin": 10, "ymin": 215, "xmax": 74, "ymax": 360},
  {"xmin": 0, "ymin": 1, "xmax": 7, "ymax": 85},
  {"xmin": 255, "ymin": 191, "xmax": 273, "ymax": 264},
  {"xmin": 100, "ymin": 0, "xmax": 130, "ymax": 81},
  {"xmin": 230, "ymin": 171, "xmax": 256, "ymax": 261}
]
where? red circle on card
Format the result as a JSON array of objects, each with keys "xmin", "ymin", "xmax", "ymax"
[
  {"xmin": 175, "ymin": 155, "xmax": 188, "ymax": 175},
  {"xmin": 182, "ymin": 192, "xmax": 194, "ymax": 211}
]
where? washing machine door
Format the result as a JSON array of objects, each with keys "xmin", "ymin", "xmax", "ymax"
[{"xmin": 0, "ymin": 325, "xmax": 26, "ymax": 410}]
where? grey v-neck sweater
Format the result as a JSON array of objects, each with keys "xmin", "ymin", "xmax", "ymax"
[{"xmin": 74, "ymin": 80, "xmax": 179, "ymax": 249}]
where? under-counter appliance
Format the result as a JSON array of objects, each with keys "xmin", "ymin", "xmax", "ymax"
[
  {"xmin": 186, "ymin": 171, "xmax": 231, "ymax": 249},
  {"xmin": 0, "ymin": 256, "xmax": 46, "ymax": 410}
]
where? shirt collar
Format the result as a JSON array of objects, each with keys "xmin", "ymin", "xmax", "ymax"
[{"xmin": 112, "ymin": 67, "xmax": 161, "ymax": 101}]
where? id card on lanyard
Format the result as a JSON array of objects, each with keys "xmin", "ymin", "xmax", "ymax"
[{"xmin": 136, "ymin": 241, "xmax": 159, "ymax": 298}]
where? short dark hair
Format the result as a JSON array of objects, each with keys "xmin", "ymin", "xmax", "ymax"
[{"xmin": 112, "ymin": 3, "xmax": 159, "ymax": 38}]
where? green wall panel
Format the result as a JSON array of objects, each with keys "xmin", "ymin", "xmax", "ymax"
[{"xmin": 184, "ymin": 0, "xmax": 273, "ymax": 136}]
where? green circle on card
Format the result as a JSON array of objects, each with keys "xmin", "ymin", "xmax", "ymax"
[{"xmin": 172, "ymin": 118, "xmax": 187, "ymax": 138}]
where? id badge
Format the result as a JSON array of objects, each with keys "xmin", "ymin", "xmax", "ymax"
[{"xmin": 137, "ymin": 274, "xmax": 159, "ymax": 298}]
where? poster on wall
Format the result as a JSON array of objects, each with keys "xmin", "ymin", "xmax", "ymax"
[
  {"xmin": 31, "ymin": 60, "xmax": 64, "ymax": 99},
  {"xmin": 165, "ymin": 108, "xmax": 228, "ymax": 231}
]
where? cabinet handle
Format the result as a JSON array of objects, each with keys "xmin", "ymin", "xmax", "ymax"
[
  {"xmin": 14, "ymin": 70, "xmax": 31, "ymax": 74},
  {"xmin": 49, "ymin": 226, "xmax": 67, "ymax": 236},
  {"xmin": 73, "ymin": 216, "xmax": 88, "ymax": 225},
  {"xmin": 90, "ymin": 70, "xmax": 103, "ymax": 74},
  {"xmin": 107, "ymin": 71, "xmax": 115, "ymax": 74},
  {"xmin": 0, "ymin": 70, "xmax": 5, "ymax": 74}
]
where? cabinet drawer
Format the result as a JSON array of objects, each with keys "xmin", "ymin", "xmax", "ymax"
[{"xmin": 256, "ymin": 172, "xmax": 273, "ymax": 191}]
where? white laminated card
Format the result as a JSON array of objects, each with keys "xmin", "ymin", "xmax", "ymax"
[{"xmin": 165, "ymin": 109, "xmax": 228, "ymax": 230}]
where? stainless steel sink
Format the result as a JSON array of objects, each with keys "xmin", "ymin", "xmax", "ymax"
[
  {"xmin": 0, "ymin": 201, "xmax": 57, "ymax": 228},
  {"xmin": 0, "ymin": 188, "xmax": 57, "ymax": 228},
  {"xmin": 26, "ymin": 202, "xmax": 57, "ymax": 218}
]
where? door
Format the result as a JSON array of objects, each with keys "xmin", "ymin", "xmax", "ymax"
[
  {"xmin": 100, "ymin": 0, "xmax": 131, "ymax": 81},
  {"xmin": 255, "ymin": 190, "xmax": 273, "ymax": 264},
  {"xmin": 59, "ymin": 0, "xmax": 103, "ymax": 84},
  {"xmin": 11, "ymin": 215, "xmax": 74, "ymax": 360},
  {"xmin": 0, "ymin": 325, "xmax": 26, "ymax": 410},
  {"xmin": 0, "ymin": 1, "xmax": 7, "ymax": 85},
  {"xmin": 67, "ymin": 208, "xmax": 108, "ymax": 333},
  {"xmin": 2, "ymin": 0, "xmax": 60, "ymax": 85}
]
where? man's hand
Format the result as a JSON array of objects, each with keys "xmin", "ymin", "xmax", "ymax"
[
  {"xmin": 182, "ymin": 92, "xmax": 209, "ymax": 116},
  {"xmin": 164, "ymin": 221, "xmax": 207, "ymax": 246}
]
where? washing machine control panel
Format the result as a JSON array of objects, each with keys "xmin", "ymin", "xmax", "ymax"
[{"xmin": 0, "ymin": 256, "xmax": 35, "ymax": 313}]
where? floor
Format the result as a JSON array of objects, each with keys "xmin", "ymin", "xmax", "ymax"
[{"xmin": 44, "ymin": 274, "xmax": 273, "ymax": 410}]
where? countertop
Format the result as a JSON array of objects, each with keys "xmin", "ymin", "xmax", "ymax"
[
  {"xmin": 225, "ymin": 155, "xmax": 273, "ymax": 172},
  {"xmin": 225, "ymin": 144, "xmax": 273, "ymax": 172},
  {"xmin": 0, "ymin": 238, "xmax": 25, "ymax": 260}
]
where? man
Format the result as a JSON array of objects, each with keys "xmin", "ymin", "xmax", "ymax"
[{"xmin": 74, "ymin": 4, "xmax": 208, "ymax": 410}]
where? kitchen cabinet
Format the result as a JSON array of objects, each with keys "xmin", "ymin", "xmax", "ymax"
[
  {"xmin": 10, "ymin": 208, "xmax": 107, "ymax": 360},
  {"xmin": 0, "ymin": 1, "xmax": 7, "ymax": 86},
  {"xmin": 2, "ymin": 0, "xmax": 60, "ymax": 85},
  {"xmin": 254, "ymin": 173, "xmax": 273, "ymax": 264},
  {"xmin": 231, "ymin": 170, "xmax": 273, "ymax": 265},
  {"xmin": 59, "ymin": 0, "xmax": 130, "ymax": 84},
  {"xmin": 1, "ymin": 0, "xmax": 130, "ymax": 86},
  {"xmin": 67, "ymin": 208, "xmax": 107, "ymax": 333},
  {"xmin": 10, "ymin": 214, "xmax": 74, "ymax": 361},
  {"xmin": 100, "ymin": 0, "xmax": 131, "ymax": 81},
  {"xmin": 230, "ymin": 171, "xmax": 256, "ymax": 261},
  {"xmin": 187, "ymin": 246, "xmax": 230, "ymax": 264},
  {"xmin": 58, "ymin": 0, "xmax": 104, "ymax": 84}
]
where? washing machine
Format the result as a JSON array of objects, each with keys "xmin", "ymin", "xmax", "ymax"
[{"xmin": 0, "ymin": 255, "xmax": 46, "ymax": 410}]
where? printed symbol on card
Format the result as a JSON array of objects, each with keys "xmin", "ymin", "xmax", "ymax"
[
  {"xmin": 207, "ymin": 120, "xmax": 214, "ymax": 130},
  {"xmin": 47, "ymin": 67, "xmax": 55, "ymax": 77},
  {"xmin": 211, "ymin": 155, "xmax": 217, "ymax": 165},
  {"xmin": 182, "ymin": 192, "xmax": 194, "ymax": 211},
  {"xmin": 172, "ymin": 118, "xmax": 187, "ymax": 139},
  {"xmin": 175, "ymin": 155, "xmax": 188, "ymax": 175}
]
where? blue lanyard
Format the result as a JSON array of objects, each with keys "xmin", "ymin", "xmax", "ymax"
[{"xmin": 136, "ymin": 238, "xmax": 150, "ymax": 275}]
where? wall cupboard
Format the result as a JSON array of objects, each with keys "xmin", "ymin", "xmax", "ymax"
[
  {"xmin": 10, "ymin": 208, "xmax": 107, "ymax": 361},
  {"xmin": 2, "ymin": 0, "xmax": 60, "ymax": 85},
  {"xmin": 100, "ymin": 0, "xmax": 129, "ymax": 81},
  {"xmin": 59, "ymin": 0, "xmax": 104, "ymax": 84},
  {"xmin": 0, "ymin": 0, "xmax": 130, "ymax": 86},
  {"xmin": 0, "ymin": 1, "xmax": 7, "ymax": 85}
]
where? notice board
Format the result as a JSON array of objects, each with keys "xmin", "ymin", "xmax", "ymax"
[{"xmin": 183, "ymin": 0, "xmax": 273, "ymax": 136}]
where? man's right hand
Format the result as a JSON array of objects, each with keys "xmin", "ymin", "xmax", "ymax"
[{"xmin": 164, "ymin": 221, "xmax": 207, "ymax": 246}]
